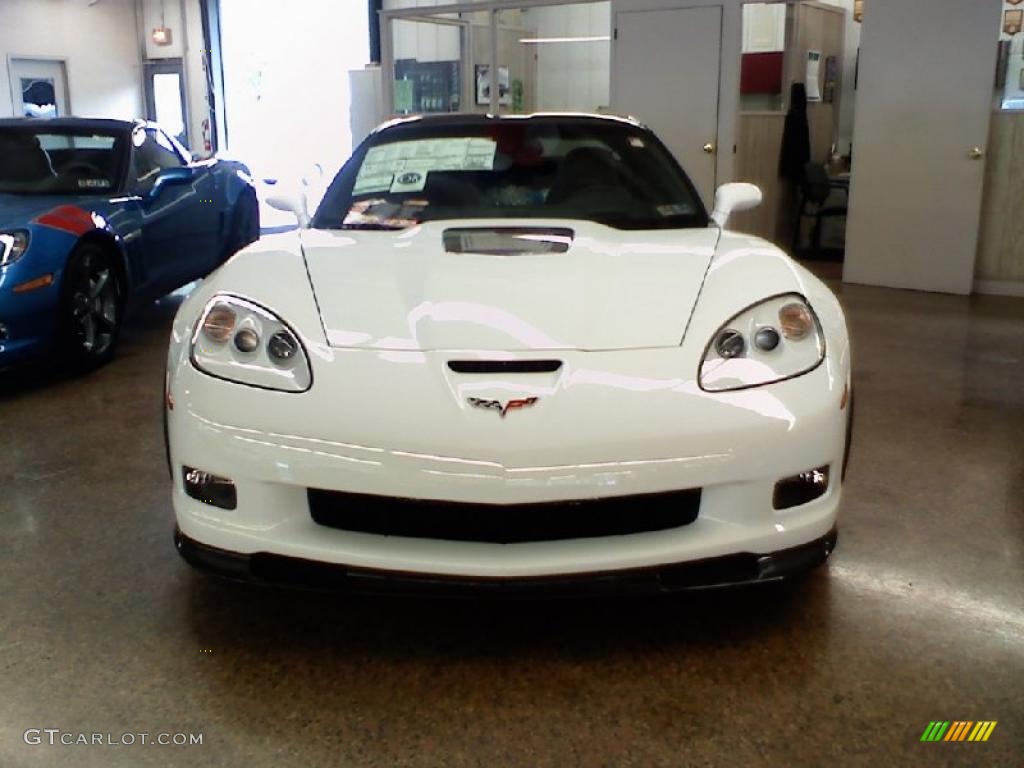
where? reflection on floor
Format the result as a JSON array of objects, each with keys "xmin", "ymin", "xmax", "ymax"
[{"xmin": 1, "ymin": 283, "xmax": 1023, "ymax": 767}]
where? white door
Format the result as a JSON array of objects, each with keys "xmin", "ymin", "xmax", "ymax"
[
  {"xmin": 843, "ymin": 0, "xmax": 1002, "ymax": 295},
  {"xmin": 613, "ymin": 6, "xmax": 722, "ymax": 205},
  {"xmin": 9, "ymin": 58, "xmax": 69, "ymax": 118}
]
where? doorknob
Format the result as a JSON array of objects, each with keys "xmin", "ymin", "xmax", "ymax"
[
  {"xmin": 968, "ymin": 147, "xmax": 984, "ymax": 160},
  {"xmin": 703, "ymin": 142, "xmax": 716, "ymax": 155}
]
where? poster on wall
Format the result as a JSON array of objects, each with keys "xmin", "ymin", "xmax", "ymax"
[
  {"xmin": 1005, "ymin": 9, "xmax": 1023, "ymax": 36},
  {"xmin": 475, "ymin": 65, "xmax": 510, "ymax": 106},
  {"xmin": 805, "ymin": 50, "xmax": 822, "ymax": 102}
]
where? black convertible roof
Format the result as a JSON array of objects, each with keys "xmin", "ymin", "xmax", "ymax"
[
  {"xmin": 0, "ymin": 117, "xmax": 144, "ymax": 132},
  {"xmin": 373, "ymin": 112, "xmax": 644, "ymax": 135}
]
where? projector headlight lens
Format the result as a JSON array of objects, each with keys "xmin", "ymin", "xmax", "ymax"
[
  {"xmin": 268, "ymin": 330, "xmax": 299, "ymax": 361},
  {"xmin": 191, "ymin": 295, "xmax": 311, "ymax": 392},
  {"xmin": 700, "ymin": 294, "xmax": 824, "ymax": 392},
  {"xmin": 0, "ymin": 230, "xmax": 30, "ymax": 266}
]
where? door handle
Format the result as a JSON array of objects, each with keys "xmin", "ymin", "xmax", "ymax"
[
  {"xmin": 968, "ymin": 147, "xmax": 984, "ymax": 160},
  {"xmin": 703, "ymin": 142, "xmax": 716, "ymax": 155}
]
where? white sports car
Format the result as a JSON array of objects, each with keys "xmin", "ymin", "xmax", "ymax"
[{"xmin": 166, "ymin": 113, "xmax": 852, "ymax": 595}]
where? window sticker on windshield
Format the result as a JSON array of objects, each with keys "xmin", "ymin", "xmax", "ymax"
[
  {"xmin": 657, "ymin": 204, "xmax": 691, "ymax": 217},
  {"xmin": 390, "ymin": 170, "xmax": 427, "ymax": 193},
  {"xmin": 628, "ymin": 136, "xmax": 646, "ymax": 148},
  {"xmin": 354, "ymin": 137, "xmax": 497, "ymax": 196},
  {"xmin": 352, "ymin": 173, "xmax": 394, "ymax": 195}
]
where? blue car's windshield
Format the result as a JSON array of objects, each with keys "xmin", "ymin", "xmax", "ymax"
[{"xmin": 0, "ymin": 127, "xmax": 126, "ymax": 195}]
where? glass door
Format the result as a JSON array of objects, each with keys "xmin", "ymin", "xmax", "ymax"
[{"xmin": 143, "ymin": 59, "xmax": 189, "ymax": 148}]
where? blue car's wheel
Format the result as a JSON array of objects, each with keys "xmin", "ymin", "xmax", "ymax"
[{"xmin": 60, "ymin": 243, "xmax": 123, "ymax": 368}]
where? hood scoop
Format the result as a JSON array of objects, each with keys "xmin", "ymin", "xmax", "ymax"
[{"xmin": 442, "ymin": 227, "xmax": 574, "ymax": 256}]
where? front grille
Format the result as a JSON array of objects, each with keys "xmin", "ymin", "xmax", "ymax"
[{"xmin": 307, "ymin": 488, "xmax": 701, "ymax": 544}]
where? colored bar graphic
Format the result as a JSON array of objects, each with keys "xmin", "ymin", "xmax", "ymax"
[
  {"xmin": 922, "ymin": 720, "xmax": 996, "ymax": 742},
  {"xmin": 921, "ymin": 722, "xmax": 950, "ymax": 742}
]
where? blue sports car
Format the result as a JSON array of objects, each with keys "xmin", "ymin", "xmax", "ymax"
[{"xmin": 0, "ymin": 117, "xmax": 258, "ymax": 369}]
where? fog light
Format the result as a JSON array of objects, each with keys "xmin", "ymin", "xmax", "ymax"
[
  {"xmin": 773, "ymin": 465, "xmax": 829, "ymax": 510},
  {"xmin": 183, "ymin": 466, "xmax": 237, "ymax": 510}
]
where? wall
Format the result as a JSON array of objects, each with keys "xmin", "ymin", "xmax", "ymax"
[
  {"xmin": 975, "ymin": 113, "xmax": 1024, "ymax": 294},
  {"xmin": 0, "ymin": 0, "xmax": 142, "ymax": 119}
]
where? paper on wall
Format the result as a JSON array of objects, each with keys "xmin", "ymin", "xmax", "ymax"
[{"xmin": 806, "ymin": 50, "xmax": 822, "ymax": 102}]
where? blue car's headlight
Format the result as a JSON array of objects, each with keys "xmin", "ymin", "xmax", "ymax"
[
  {"xmin": 699, "ymin": 294, "xmax": 824, "ymax": 392},
  {"xmin": 190, "ymin": 295, "xmax": 312, "ymax": 392},
  {"xmin": 0, "ymin": 230, "xmax": 30, "ymax": 266}
]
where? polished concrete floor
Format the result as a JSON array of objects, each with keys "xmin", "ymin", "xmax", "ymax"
[{"xmin": 2, "ymin": 282, "xmax": 1023, "ymax": 767}]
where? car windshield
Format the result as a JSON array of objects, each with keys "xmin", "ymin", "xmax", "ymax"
[
  {"xmin": 0, "ymin": 127, "xmax": 126, "ymax": 195},
  {"xmin": 314, "ymin": 118, "xmax": 708, "ymax": 231}
]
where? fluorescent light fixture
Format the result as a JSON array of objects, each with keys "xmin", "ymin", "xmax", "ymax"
[{"xmin": 518, "ymin": 35, "xmax": 611, "ymax": 44}]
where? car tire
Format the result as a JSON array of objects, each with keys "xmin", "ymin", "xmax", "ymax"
[
  {"xmin": 222, "ymin": 189, "xmax": 259, "ymax": 263},
  {"xmin": 59, "ymin": 242, "xmax": 123, "ymax": 370}
]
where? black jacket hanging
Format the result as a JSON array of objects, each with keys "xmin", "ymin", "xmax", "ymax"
[{"xmin": 779, "ymin": 83, "xmax": 811, "ymax": 182}]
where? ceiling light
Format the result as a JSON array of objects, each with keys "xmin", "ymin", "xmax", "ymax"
[
  {"xmin": 518, "ymin": 35, "xmax": 611, "ymax": 44},
  {"xmin": 152, "ymin": 27, "xmax": 173, "ymax": 46}
]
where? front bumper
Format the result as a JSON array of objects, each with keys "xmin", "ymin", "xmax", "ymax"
[
  {"xmin": 175, "ymin": 525, "xmax": 837, "ymax": 596},
  {"xmin": 168, "ymin": 345, "xmax": 849, "ymax": 579}
]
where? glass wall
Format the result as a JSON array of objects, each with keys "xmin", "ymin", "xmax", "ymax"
[
  {"xmin": 384, "ymin": 1, "xmax": 610, "ymax": 116},
  {"xmin": 996, "ymin": 0, "xmax": 1024, "ymax": 110}
]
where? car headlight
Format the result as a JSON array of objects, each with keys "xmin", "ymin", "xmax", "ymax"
[
  {"xmin": 0, "ymin": 230, "xmax": 30, "ymax": 266},
  {"xmin": 699, "ymin": 294, "xmax": 824, "ymax": 392},
  {"xmin": 190, "ymin": 295, "xmax": 312, "ymax": 392}
]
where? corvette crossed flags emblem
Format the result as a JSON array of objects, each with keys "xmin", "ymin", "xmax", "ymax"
[{"xmin": 467, "ymin": 396, "xmax": 539, "ymax": 418}]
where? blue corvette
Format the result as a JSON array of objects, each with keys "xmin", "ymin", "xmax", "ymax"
[{"xmin": 0, "ymin": 117, "xmax": 258, "ymax": 369}]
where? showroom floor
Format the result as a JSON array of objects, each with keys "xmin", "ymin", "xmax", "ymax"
[{"xmin": 2, "ymin": 281, "xmax": 1022, "ymax": 767}]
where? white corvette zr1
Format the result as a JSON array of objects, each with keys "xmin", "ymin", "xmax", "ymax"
[{"xmin": 166, "ymin": 114, "xmax": 852, "ymax": 595}]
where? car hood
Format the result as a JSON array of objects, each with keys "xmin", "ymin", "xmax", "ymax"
[
  {"xmin": 299, "ymin": 221, "xmax": 720, "ymax": 351},
  {"xmin": 0, "ymin": 193, "xmax": 97, "ymax": 230}
]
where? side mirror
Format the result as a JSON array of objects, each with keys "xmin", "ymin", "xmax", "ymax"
[
  {"xmin": 711, "ymin": 183, "xmax": 762, "ymax": 228},
  {"xmin": 149, "ymin": 166, "xmax": 194, "ymax": 200},
  {"xmin": 267, "ymin": 189, "xmax": 310, "ymax": 228}
]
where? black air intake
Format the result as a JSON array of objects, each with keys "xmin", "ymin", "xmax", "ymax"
[{"xmin": 447, "ymin": 360, "xmax": 562, "ymax": 374}]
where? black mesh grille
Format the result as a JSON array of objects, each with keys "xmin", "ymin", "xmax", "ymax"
[{"xmin": 308, "ymin": 488, "xmax": 701, "ymax": 544}]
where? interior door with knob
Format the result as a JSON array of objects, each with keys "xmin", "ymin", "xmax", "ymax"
[
  {"xmin": 843, "ymin": 0, "xmax": 1001, "ymax": 294},
  {"xmin": 613, "ymin": 6, "xmax": 722, "ymax": 206}
]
